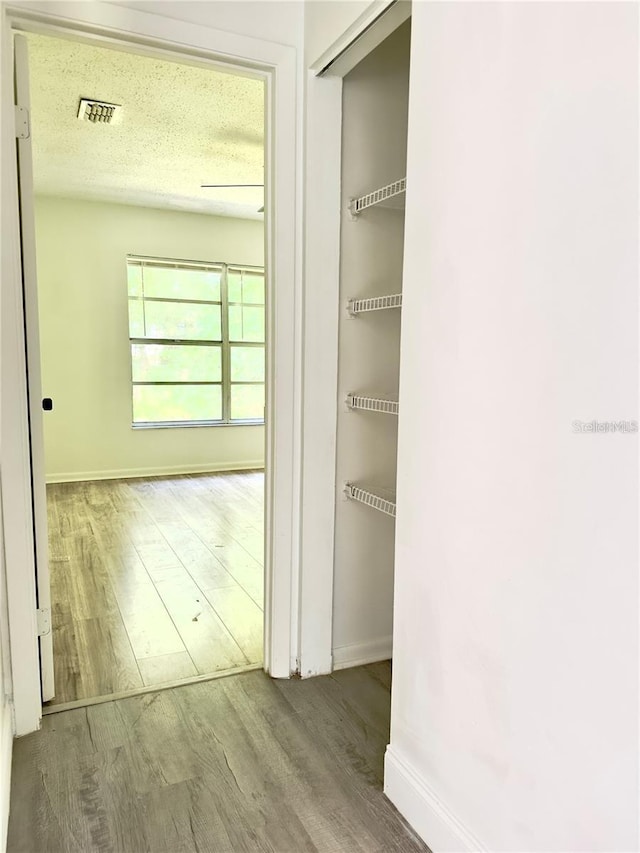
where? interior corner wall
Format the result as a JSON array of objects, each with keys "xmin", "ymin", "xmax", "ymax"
[
  {"xmin": 387, "ymin": 3, "xmax": 639, "ymax": 851},
  {"xmin": 34, "ymin": 196, "xmax": 265, "ymax": 482},
  {"xmin": 332, "ymin": 22, "xmax": 410, "ymax": 667}
]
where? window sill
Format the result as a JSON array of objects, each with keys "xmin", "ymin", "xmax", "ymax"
[{"xmin": 132, "ymin": 419, "xmax": 265, "ymax": 430}]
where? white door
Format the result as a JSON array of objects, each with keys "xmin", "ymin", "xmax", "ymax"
[{"xmin": 14, "ymin": 33, "xmax": 55, "ymax": 702}]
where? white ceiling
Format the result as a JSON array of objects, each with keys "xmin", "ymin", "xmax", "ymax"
[{"xmin": 25, "ymin": 32, "xmax": 265, "ymax": 219}]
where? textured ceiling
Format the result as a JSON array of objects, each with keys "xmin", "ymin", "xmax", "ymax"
[{"xmin": 25, "ymin": 32, "xmax": 265, "ymax": 219}]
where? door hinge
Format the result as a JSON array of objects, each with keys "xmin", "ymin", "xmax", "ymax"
[
  {"xmin": 36, "ymin": 607, "xmax": 51, "ymax": 637},
  {"xmin": 15, "ymin": 105, "xmax": 29, "ymax": 139}
]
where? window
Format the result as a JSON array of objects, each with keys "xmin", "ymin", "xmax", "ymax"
[{"xmin": 127, "ymin": 257, "xmax": 265, "ymax": 426}]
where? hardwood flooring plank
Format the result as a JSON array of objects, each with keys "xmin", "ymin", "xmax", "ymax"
[
  {"xmin": 210, "ymin": 547, "xmax": 264, "ymax": 607},
  {"xmin": 51, "ymin": 620, "xmax": 81, "ymax": 704},
  {"xmin": 9, "ymin": 708, "xmax": 110, "ymax": 852},
  {"xmin": 169, "ymin": 679, "xmax": 366, "ymax": 851},
  {"xmin": 52, "ymin": 541, "xmax": 119, "ymax": 622},
  {"xmin": 46, "ymin": 472, "xmax": 265, "ymax": 705},
  {"xmin": 71, "ymin": 617, "xmax": 143, "ymax": 703},
  {"xmin": 230, "ymin": 527, "xmax": 265, "ymax": 563},
  {"xmin": 270, "ymin": 667, "xmax": 391, "ymax": 789},
  {"xmin": 365, "ymin": 659, "xmax": 393, "ymax": 690},
  {"xmin": 134, "ymin": 541, "xmax": 183, "ymax": 576},
  {"xmin": 204, "ymin": 585, "xmax": 263, "ymax": 662},
  {"xmin": 9, "ymin": 668, "xmax": 428, "ymax": 853},
  {"xmin": 137, "ymin": 651, "xmax": 198, "ymax": 685},
  {"xmin": 113, "ymin": 690, "xmax": 205, "ymax": 787},
  {"xmin": 119, "ymin": 602, "xmax": 187, "ymax": 660},
  {"xmin": 154, "ymin": 575, "xmax": 249, "ymax": 673},
  {"xmin": 106, "ymin": 569, "xmax": 163, "ymax": 618},
  {"xmin": 154, "ymin": 493, "xmax": 264, "ymax": 607},
  {"xmin": 156, "ymin": 520, "xmax": 239, "ymax": 591}
]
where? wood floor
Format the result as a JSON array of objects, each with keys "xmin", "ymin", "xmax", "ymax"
[
  {"xmin": 47, "ymin": 471, "xmax": 264, "ymax": 706},
  {"xmin": 8, "ymin": 663, "xmax": 428, "ymax": 853}
]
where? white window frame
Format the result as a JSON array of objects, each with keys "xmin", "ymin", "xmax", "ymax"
[{"xmin": 127, "ymin": 256, "xmax": 266, "ymax": 429}]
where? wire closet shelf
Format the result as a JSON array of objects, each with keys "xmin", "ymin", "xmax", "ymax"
[
  {"xmin": 349, "ymin": 177, "xmax": 407, "ymax": 217},
  {"xmin": 346, "ymin": 394, "xmax": 399, "ymax": 416},
  {"xmin": 347, "ymin": 293, "xmax": 402, "ymax": 316},
  {"xmin": 344, "ymin": 483, "xmax": 396, "ymax": 518}
]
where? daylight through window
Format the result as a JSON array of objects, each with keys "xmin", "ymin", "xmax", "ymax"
[{"xmin": 127, "ymin": 257, "xmax": 265, "ymax": 426}]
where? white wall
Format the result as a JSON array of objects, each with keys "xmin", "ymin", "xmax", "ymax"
[
  {"xmin": 332, "ymin": 21, "xmax": 410, "ymax": 666},
  {"xmin": 115, "ymin": 1, "xmax": 303, "ymax": 48},
  {"xmin": 305, "ymin": 0, "xmax": 389, "ymax": 68},
  {"xmin": 386, "ymin": 3, "xmax": 639, "ymax": 851},
  {"xmin": 35, "ymin": 196, "xmax": 265, "ymax": 481}
]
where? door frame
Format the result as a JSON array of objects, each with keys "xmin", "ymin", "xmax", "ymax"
[
  {"xmin": 1, "ymin": 0, "xmax": 300, "ymax": 735},
  {"xmin": 298, "ymin": 0, "xmax": 410, "ymax": 678}
]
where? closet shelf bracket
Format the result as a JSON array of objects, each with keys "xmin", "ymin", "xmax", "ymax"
[
  {"xmin": 345, "ymin": 394, "xmax": 399, "ymax": 415},
  {"xmin": 346, "ymin": 293, "xmax": 402, "ymax": 317},
  {"xmin": 343, "ymin": 483, "xmax": 397, "ymax": 518},
  {"xmin": 348, "ymin": 177, "xmax": 406, "ymax": 218}
]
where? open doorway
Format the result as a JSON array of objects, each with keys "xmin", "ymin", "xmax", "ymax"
[{"xmin": 24, "ymin": 31, "xmax": 267, "ymax": 707}]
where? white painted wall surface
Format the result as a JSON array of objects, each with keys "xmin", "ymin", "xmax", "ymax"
[
  {"xmin": 332, "ymin": 22, "xmax": 410, "ymax": 666},
  {"xmin": 386, "ymin": 3, "xmax": 639, "ymax": 851},
  {"xmin": 35, "ymin": 196, "xmax": 265, "ymax": 481},
  {"xmin": 304, "ymin": 0, "xmax": 389, "ymax": 68},
  {"xmin": 114, "ymin": 1, "xmax": 303, "ymax": 48}
]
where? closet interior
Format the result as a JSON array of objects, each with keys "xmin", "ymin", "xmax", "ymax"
[{"xmin": 332, "ymin": 20, "xmax": 411, "ymax": 664}]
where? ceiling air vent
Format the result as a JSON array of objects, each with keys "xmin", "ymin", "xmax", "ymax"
[{"xmin": 77, "ymin": 98, "xmax": 121, "ymax": 124}]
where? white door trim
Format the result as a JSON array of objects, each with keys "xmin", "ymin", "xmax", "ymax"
[
  {"xmin": 0, "ymin": 13, "xmax": 41, "ymax": 737},
  {"xmin": 1, "ymin": 0, "xmax": 300, "ymax": 735},
  {"xmin": 13, "ymin": 32, "xmax": 55, "ymax": 704},
  {"xmin": 297, "ymin": 69, "xmax": 342, "ymax": 677},
  {"xmin": 298, "ymin": 2, "xmax": 412, "ymax": 678}
]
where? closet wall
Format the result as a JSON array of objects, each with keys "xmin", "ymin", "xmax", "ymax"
[
  {"xmin": 386, "ymin": 3, "xmax": 638, "ymax": 851},
  {"xmin": 332, "ymin": 21, "xmax": 410, "ymax": 666}
]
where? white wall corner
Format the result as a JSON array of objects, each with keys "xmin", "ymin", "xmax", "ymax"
[
  {"xmin": 384, "ymin": 747, "xmax": 487, "ymax": 853},
  {"xmin": 332, "ymin": 635, "xmax": 392, "ymax": 671}
]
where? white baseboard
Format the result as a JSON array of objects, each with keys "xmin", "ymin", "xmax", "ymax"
[
  {"xmin": 384, "ymin": 746, "xmax": 486, "ymax": 853},
  {"xmin": 46, "ymin": 460, "xmax": 265, "ymax": 484},
  {"xmin": 0, "ymin": 703, "xmax": 13, "ymax": 853},
  {"xmin": 332, "ymin": 635, "xmax": 392, "ymax": 670}
]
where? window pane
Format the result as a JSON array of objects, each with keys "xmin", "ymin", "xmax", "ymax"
[
  {"xmin": 132, "ymin": 344, "xmax": 221, "ymax": 382},
  {"xmin": 141, "ymin": 266, "xmax": 221, "ymax": 301},
  {"xmin": 143, "ymin": 301, "xmax": 221, "ymax": 340},
  {"xmin": 128, "ymin": 298, "xmax": 145, "ymax": 336},
  {"xmin": 231, "ymin": 384, "xmax": 264, "ymax": 420},
  {"xmin": 229, "ymin": 306, "xmax": 265, "ymax": 342},
  {"xmin": 228, "ymin": 270, "xmax": 265, "ymax": 304},
  {"xmin": 133, "ymin": 385, "xmax": 221, "ymax": 422},
  {"xmin": 231, "ymin": 346, "xmax": 265, "ymax": 382},
  {"xmin": 128, "ymin": 265, "xmax": 143, "ymax": 297}
]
